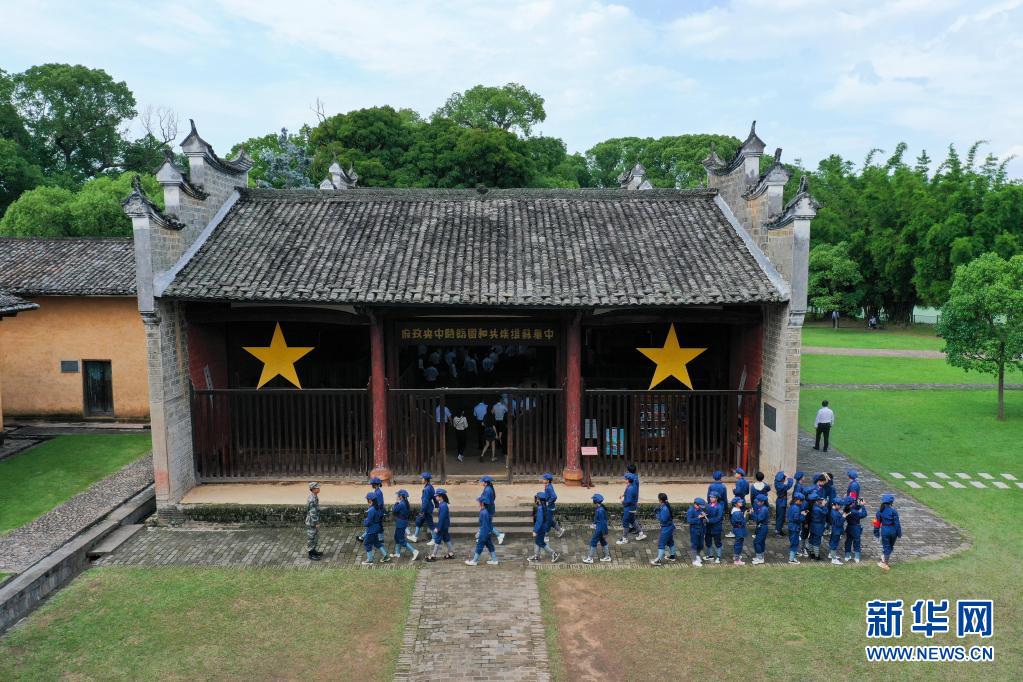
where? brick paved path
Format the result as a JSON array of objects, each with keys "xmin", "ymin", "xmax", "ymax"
[
  {"xmin": 0, "ymin": 455, "xmax": 153, "ymax": 573},
  {"xmin": 803, "ymin": 346, "xmax": 945, "ymax": 358},
  {"xmin": 804, "ymin": 383, "xmax": 1023, "ymax": 390}
]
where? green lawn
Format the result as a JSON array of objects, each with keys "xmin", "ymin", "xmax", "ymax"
[
  {"xmin": 803, "ymin": 323, "xmax": 944, "ymax": 351},
  {"xmin": 541, "ymin": 388, "xmax": 1023, "ymax": 678},
  {"xmin": 0, "ymin": 434, "xmax": 152, "ymax": 534},
  {"xmin": 801, "ymin": 355, "xmax": 1023, "ymax": 385},
  {"xmin": 0, "ymin": 567, "xmax": 415, "ymax": 681}
]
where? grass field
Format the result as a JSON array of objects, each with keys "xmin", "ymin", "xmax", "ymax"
[
  {"xmin": 0, "ymin": 567, "xmax": 415, "ymax": 681},
  {"xmin": 0, "ymin": 434, "xmax": 152, "ymax": 534},
  {"xmin": 803, "ymin": 323, "xmax": 944, "ymax": 351},
  {"xmin": 541, "ymin": 351, "xmax": 1022, "ymax": 679},
  {"xmin": 801, "ymin": 355, "xmax": 1023, "ymax": 385}
]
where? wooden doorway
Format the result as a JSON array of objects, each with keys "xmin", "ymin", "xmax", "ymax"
[{"xmin": 83, "ymin": 360, "xmax": 114, "ymax": 417}]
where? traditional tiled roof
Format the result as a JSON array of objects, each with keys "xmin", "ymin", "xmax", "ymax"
[
  {"xmin": 0, "ymin": 289, "xmax": 37, "ymax": 316},
  {"xmin": 0, "ymin": 238, "xmax": 136, "ymax": 296},
  {"xmin": 163, "ymin": 188, "xmax": 787, "ymax": 307}
]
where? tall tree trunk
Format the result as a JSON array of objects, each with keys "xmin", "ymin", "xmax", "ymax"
[{"xmin": 997, "ymin": 359, "xmax": 1005, "ymax": 422}]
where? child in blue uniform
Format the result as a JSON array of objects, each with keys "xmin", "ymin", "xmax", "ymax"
[
  {"xmin": 358, "ymin": 475, "xmax": 386, "ymax": 542},
  {"xmin": 827, "ymin": 498, "xmax": 846, "ymax": 565},
  {"xmin": 843, "ymin": 496, "xmax": 867, "ymax": 563},
  {"xmin": 651, "ymin": 493, "xmax": 677, "ymax": 565},
  {"xmin": 583, "ymin": 493, "xmax": 612, "ymax": 563},
  {"xmin": 542, "ymin": 473, "xmax": 565, "ymax": 537},
  {"xmin": 707, "ymin": 471, "xmax": 728, "ymax": 509},
  {"xmin": 786, "ymin": 492, "xmax": 806, "ymax": 564},
  {"xmin": 362, "ymin": 492, "xmax": 390, "ymax": 565},
  {"xmin": 687, "ymin": 497, "xmax": 707, "ymax": 567},
  {"xmin": 408, "ymin": 472, "xmax": 435, "ymax": 543},
  {"xmin": 390, "ymin": 489, "xmax": 419, "ymax": 561},
  {"xmin": 702, "ymin": 492, "xmax": 724, "ymax": 563},
  {"xmin": 846, "ymin": 470, "xmax": 861, "ymax": 500},
  {"xmin": 529, "ymin": 491, "xmax": 559, "ymax": 563},
  {"xmin": 727, "ymin": 468, "xmax": 750, "ymax": 538},
  {"xmin": 616, "ymin": 472, "xmax": 646, "ymax": 544},
  {"xmin": 730, "ymin": 497, "xmax": 748, "ymax": 565},
  {"xmin": 874, "ymin": 493, "xmax": 901, "ymax": 571},
  {"xmin": 426, "ymin": 488, "xmax": 454, "ymax": 562},
  {"xmin": 774, "ymin": 471, "xmax": 792, "ymax": 536},
  {"xmin": 751, "ymin": 494, "xmax": 770, "ymax": 564},
  {"xmin": 465, "ymin": 496, "xmax": 499, "ymax": 566},
  {"xmin": 807, "ymin": 492, "xmax": 828, "ymax": 561},
  {"xmin": 480, "ymin": 475, "xmax": 506, "ymax": 545}
]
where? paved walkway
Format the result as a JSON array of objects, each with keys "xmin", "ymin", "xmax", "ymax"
[
  {"xmin": 394, "ymin": 566, "xmax": 550, "ymax": 681},
  {"xmin": 0, "ymin": 455, "xmax": 153, "ymax": 573},
  {"xmin": 803, "ymin": 346, "xmax": 944, "ymax": 358}
]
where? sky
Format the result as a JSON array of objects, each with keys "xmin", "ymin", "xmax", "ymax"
[{"xmin": 1, "ymin": 0, "xmax": 1021, "ymax": 178}]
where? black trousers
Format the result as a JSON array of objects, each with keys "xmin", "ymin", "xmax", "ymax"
[
  {"xmin": 814, "ymin": 423, "xmax": 831, "ymax": 451},
  {"xmin": 476, "ymin": 420, "xmax": 485, "ymax": 448},
  {"xmin": 455, "ymin": 429, "xmax": 468, "ymax": 456}
]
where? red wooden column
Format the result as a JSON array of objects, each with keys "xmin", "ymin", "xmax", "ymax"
[
  {"xmin": 563, "ymin": 313, "xmax": 583, "ymax": 485},
  {"xmin": 369, "ymin": 313, "xmax": 391, "ymax": 482}
]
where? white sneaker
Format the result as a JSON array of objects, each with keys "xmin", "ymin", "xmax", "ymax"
[
  {"xmin": 361, "ymin": 560, "xmax": 374, "ymax": 566},
  {"xmin": 854, "ymin": 557, "xmax": 861, "ymax": 563},
  {"xmin": 465, "ymin": 559, "xmax": 478, "ymax": 566},
  {"xmin": 667, "ymin": 555, "xmax": 677, "ymax": 562},
  {"xmin": 702, "ymin": 555, "xmax": 713, "ymax": 561},
  {"xmin": 426, "ymin": 540, "xmax": 435, "ymax": 547},
  {"xmin": 615, "ymin": 538, "xmax": 628, "ymax": 545},
  {"xmin": 635, "ymin": 533, "xmax": 647, "ymax": 541},
  {"xmin": 486, "ymin": 559, "xmax": 499, "ymax": 565},
  {"xmin": 600, "ymin": 555, "xmax": 612, "ymax": 562},
  {"xmin": 551, "ymin": 552, "xmax": 560, "ymax": 563},
  {"xmin": 497, "ymin": 533, "xmax": 506, "ymax": 545},
  {"xmin": 527, "ymin": 555, "xmax": 540, "ymax": 563},
  {"xmin": 457, "ymin": 454, "xmax": 464, "ymax": 462},
  {"xmin": 725, "ymin": 532, "xmax": 735, "ymax": 539},
  {"xmin": 650, "ymin": 558, "xmax": 663, "ymax": 565},
  {"xmin": 582, "ymin": 556, "xmax": 594, "ymax": 564},
  {"xmin": 692, "ymin": 559, "xmax": 703, "ymax": 567},
  {"xmin": 751, "ymin": 557, "xmax": 765, "ymax": 565},
  {"xmin": 714, "ymin": 557, "xmax": 721, "ymax": 564},
  {"xmin": 831, "ymin": 557, "xmax": 843, "ymax": 565},
  {"xmin": 411, "ymin": 549, "xmax": 420, "ymax": 561},
  {"xmin": 389, "ymin": 553, "xmax": 400, "ymax": 558},
  {"xmin": 788, "ymin": 557, "xmax": 800, "ymax": 564},
  {"xmin": 407, "ymin": 535, "xmax": 418, "ymax": 544}
]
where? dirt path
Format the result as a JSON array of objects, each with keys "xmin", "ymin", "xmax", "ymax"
[
  {"xmin": 803, "ymin": 346, "xmax": 944, "ymax": 358},
  {"xmin": 803, "ymin": 383, "xmax": 1023, "ymax": 390}
]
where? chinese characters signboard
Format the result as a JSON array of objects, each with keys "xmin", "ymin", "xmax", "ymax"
[{"xmin": 397, "ymin": 322, "xmax": 558, "ymax": 346}]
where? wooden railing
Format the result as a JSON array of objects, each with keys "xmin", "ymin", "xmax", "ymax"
[
  {"xmin": 191, "ymin": 388, "xmax": 371, "ymax": 480},
  {"xmin": 581, "ymin": 388, "xmax": 760, "ymax": 478}
]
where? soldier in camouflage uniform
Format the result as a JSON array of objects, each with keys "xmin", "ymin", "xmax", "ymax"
[{"xmin": 306, "ymin": 482, "xmax": 323, "ymax": 561}]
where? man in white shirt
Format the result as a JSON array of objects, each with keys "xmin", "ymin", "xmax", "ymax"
[
  {"xmin": 491, "ymin": 399, "xmax": 509, "ymax": 453},
  {"xmin": 473, "ymin": 399, "xmax": 489, "ymax": 448},
  {"xmin": 813, "ymin": 400, "xmax": 835, "ymax": 452},
  {"xmin": 435, "ymin": 404, "xmax": 452, "ymax": 424}
]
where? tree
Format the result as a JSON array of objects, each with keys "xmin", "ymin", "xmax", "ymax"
[
  {"xmin": 8, "ymin": 64, "xmax": 136, "ymax": 183},
  {"xmin": 307, "ymin": 106, "xmax": 419, "ymax": 186},
  {"xmin": 251, "ymin": 128, "xmax": 313, "ymax": 189},
  {"xmin": 0, "ymin": 172, "xmax": 161, "ymax": 238},
  {"xmin": 937, "ymin": 252, "xmax": 1023, "ymax": 420},
  {"xmin": 585, "ymin": 134, "xmax": 743, "ymax": 188},
  {"xmin": 808, "ymin": 242, "xmax": 865, "ymax": 316},
  {"xmin": 434, "ymin": 83, "xmax": 546, "ymax": 136},
  {"xmin": 0, "ymin": 138, "xmax": 44, "ymax": 215},
  {"xmin": 121, "ymin": 105, "xmax": 179, "ymax": 175}
]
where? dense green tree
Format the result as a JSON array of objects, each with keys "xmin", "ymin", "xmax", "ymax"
[
  {"xmin": 308, "ymin": 106, "xmax": 419, "ymax": 186},
  {"xmin": 8, "ymin": 64, "xmax": 136, "ymax": 183},
  {"xmin": 0, "ymin": 172, "xmax": 161, "ymax": 237},
  {"xmin": 585, "ymin": 134, "xmax": 743, "ymax": 188},
  {"xmin": 435, "ymin": 83, "xmax": 545, "ymax": 136},
  {"xmin": 0, "ymin": 138, "xmax": 44, "ymax": 215},
  {"xmin": 246, "ymin": 128, "xmax": 314, "ymax": 189},
  {"xmin": 937, "ymin": 253, "xmax": 1023, "ymax": 420},
  {"xmin": 808, "ymin": 242, "xmax": 865, "ymax": 315}
]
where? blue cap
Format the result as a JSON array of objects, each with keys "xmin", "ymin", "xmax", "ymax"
[
  {"xmin": 731, "ymin": 496, "xmax": 744, "ymax": 506},
  {"xmin": 807, "ymin": 491, "xmax": 819, "ymax": 502},
  {"xmin": 847, "ymin": 470, "xmax": 858, "ymax": 479},
  {"xmin": 774, "ymin": 471, "xmax": 787, "ymax": 482},
  {"xmin": 370, "ymin": 476, "xmax": 382, "ymax": 485},
  {"xmin": 421, "ymin": 472, "xmax": 432, "ymax": 480},
  {"xmin": 735, "ymin": 467, "xmax": 746, "ymax": 476},
  {"xmin": 712, "ymin": 470, "xmax": 723, "ymax": 480},
  {"xmin": 709, "ymin": 491, "xmax": 720, "ymax": 500},
  {"xmin": 542, "ymin": 472, "xmax": 554, "ymax": 481},
  {"xmin": 755, "ymin": 494, "xmax": 768, "ymax": 503},
  {"xmin": 881, "ymin": 493, "xmax": 895, "ymax": 504},
  {"xmin": 795, "ymin": 471, "xmax": 805, "ymax": 480},
  {"xmin": 814, "ymin": 473, "xmax": 826, "ymax": 483},
  {"xmin": 480, "ymin": 475, "xmax": 494, "ymax": 483},
  {"xmin": 694, "ymin": 497, "xmax": 706, "ymax": 506},
  {"xmin": 624, "ymin": 472, "xmax": 637, "ymax": 481},
  {"xmin": 841, "ymin": 496, "xmax": 854, "ymax": 506},
  {"xmin": 536, "ymin": 491, "xmax": 548, "ymax": 501},
  {"xmin": 793, "ymin": 491, "xmax": 805, "ymax": 501},
  {"xmin": 397, "ymin": 489, "xmax": 409, "ymax": 497},
  {"xmin": 434, "ymin": 488, "xmax": 447, "ymax": 496},
  {"xmin": 365, "ymin": 492, "xmax": 375, "ymax": 501},
  {"xmin": 592, "ymin": 493, "xmax": 604, "ymax": 503}
]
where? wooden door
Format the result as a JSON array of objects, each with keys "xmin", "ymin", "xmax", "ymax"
[{"xmin": 83, "ymin": 360, "xmax": 114, "ymax": 417}]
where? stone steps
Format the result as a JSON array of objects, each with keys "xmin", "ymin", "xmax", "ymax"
[{"xmin": 86, "ymin": 524, "xmax": 145, "ymax": 559}]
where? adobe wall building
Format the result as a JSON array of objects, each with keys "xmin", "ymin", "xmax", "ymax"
[{"xmin": 123, "ymin": 120, "xmax": 816, "ymax": 514}]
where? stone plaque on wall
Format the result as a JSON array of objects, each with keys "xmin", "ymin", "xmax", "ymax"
[{"xmin": 763, "ymin": 402, "xmax": 777, "ymax": 431}]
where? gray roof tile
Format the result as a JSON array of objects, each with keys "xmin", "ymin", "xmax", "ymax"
[
  {"xmin": 0, "ymin": 288, "xmax": 37, "ymax": 316},
  {"xmin": 0, "ymin": 238, "xmax": 136, "ymax": 296}
]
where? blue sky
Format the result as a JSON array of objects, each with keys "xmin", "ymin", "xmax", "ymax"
[{"xmin": 2, "ymin": 0, "xmax": 1020, "ymax": 177}]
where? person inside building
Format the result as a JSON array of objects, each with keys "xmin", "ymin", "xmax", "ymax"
[
  {"xmin": 583, "ymin": 493, "xmax": 611, "ymax": 564},
  {"xmin": 452, "ymin": 409, "xmax": 469, "ymax": 462},
  {"xmin": 480, "ymin": 411, "xmax": 499, "ymax": 462},
  {"xmin": 473, "ymin": 398, "xmax": 489, "ymax": 449},
  {"xmin": 491, "ymin": 399, "xmax": 509, "ymax": 453}
]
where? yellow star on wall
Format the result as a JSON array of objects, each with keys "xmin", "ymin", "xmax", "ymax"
[
  {"xmin": 637, "ymin": 324, "xmax": 707, "ymax": 389},
  {"xmin": 243, "ymin": 323, "xmax": 314, "ymax": 389}
]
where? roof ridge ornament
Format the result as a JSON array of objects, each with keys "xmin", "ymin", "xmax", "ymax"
[
  {"xmin": 122, "ymin": 175, "xmax": 184, "ymax": 230},
  {"xmin": 619, "ymin": 160, "xmax": 652, "ymax": 190},
  {"xmin": 321, "ymin": 157, "xmax": 359, "ymax": 190}
]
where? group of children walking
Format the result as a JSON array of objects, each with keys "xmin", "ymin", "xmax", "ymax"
[{"xmin": 305, "ymin": 463, "xmax": 902, "ymax": 570}]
